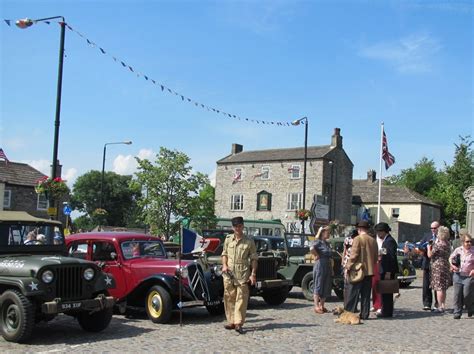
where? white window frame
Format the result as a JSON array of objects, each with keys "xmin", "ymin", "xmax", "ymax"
[
  {"xmin": 261, "ymin": 166, "xmax": 270, "ymax": 180},
  {"xmin": 3, "ymin": 190, "xmax": 11, "ymax": 208},
  {"xmin": 231, "ymin": 194, "xmax": 244, "ymax": 211},
  {"xmin": 37, "ymin": 194, "xmax": 48, "ymax": 210},
  {"xmin": 287, "ymin": 192, "xmax": 302, "ymax": 210},
  {"xmin": 290, "ymin": 165, "xmax": 301, "ymax": 179}
]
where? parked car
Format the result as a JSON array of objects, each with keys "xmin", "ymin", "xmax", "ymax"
[
  {"xmin": 0, "ymin": 211, "xmax": 115, "ymax": 343},
  {"xmin": 66, "ymin": 232, "xmax": 224, "ymax": 324},
  {"xmin": 278, "ymin": 233, "xmax": 344, "ymax": 301}
]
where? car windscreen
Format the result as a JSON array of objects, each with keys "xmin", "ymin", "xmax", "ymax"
[
  {"xmin": 121, "ymin": 240, "xmax": 165, "ymax": 259},
  {"xmin": 0, "ymin": 222, "xmax": 64, "ymax": 247},
  {"xmin": 271, "ymin": 239, "xmax": 285, "ymax": 250}
]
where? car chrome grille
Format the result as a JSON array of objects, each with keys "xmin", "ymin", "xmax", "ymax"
[
  {"xmin": 257, "ymin": 256, "xmax": 277, "ymax": 280},
  {"xmin": 54, "ymin": 266, "xmax": 84, "ymax": 300},
  {"xmin": 186, "ymin": 263, "xmax": 210, "ymax": 302}
]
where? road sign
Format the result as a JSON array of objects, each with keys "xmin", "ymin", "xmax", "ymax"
[{"xmin": 63, "ymin": 205, "xmax": 71, "ymax": 216}]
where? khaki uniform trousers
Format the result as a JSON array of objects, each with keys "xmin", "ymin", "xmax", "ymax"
[{"xmin": 223, "ymin": 277, "xmax": 250, "ymax": 325}]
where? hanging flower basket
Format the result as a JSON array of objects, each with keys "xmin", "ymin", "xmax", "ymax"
[
  {"xmin": 35, "ymin": 176, "xmax": 69, "ymax": 199},
  {"xmin": 296, "ymin": 209, "xmax": 311, "ymax": 221}
]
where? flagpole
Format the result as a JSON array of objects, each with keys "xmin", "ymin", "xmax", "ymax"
[
  {"xmin": 377, "ymin": 122, "xmax": 384, "ymax": 223},
  {"xmin": 178, "ymin": 225, "xmax": 183, "ymax": 327}
]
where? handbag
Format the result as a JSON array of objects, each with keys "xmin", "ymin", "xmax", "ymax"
[
  {"xmin": 377, "ymin": 279, "xmax": 399, "ymax": 294},
  {"xmin": 348, "ymin": 262, "xmax": 364, "ymax": 283}
]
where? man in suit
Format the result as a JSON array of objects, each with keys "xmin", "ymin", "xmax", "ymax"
[
  {"xmin": 416, "ymin": 221, "xmax": 440, "ymax": 310},
  {"xmin": 345, "ymin": 220, "xmax": 378, "ymax": 320},
  {"xmin": 374, "ymin": 222, "xmax": 399, "ymax": 318}
]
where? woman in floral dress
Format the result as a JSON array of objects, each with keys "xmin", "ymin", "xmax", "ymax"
[{"xmin": 427, "ymin": 226, "xmax": 451, "ymax": 312}]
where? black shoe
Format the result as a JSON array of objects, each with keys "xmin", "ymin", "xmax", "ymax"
[
  {"xmin": 453, "ymin": 314, "xmax": 461, "ymax": 320},
  {"xmin": 224, "ymin": 324, "xmax": 235, "ymax": 330},
  {"xmin": 235, "ymin": 325, "xmax": 244, "ymax": 334},
  {"xmin": 468, "ymin": 312, "xmax": 473, "ymax": 318},
  {"xmin": 423, "ymin": 306, "xmax": 431, "ymax": 311}
]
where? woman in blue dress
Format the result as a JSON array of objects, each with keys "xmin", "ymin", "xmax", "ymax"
[{"xmin": 310, "ymin": 226, "xmax": 333, "ymax": 314}]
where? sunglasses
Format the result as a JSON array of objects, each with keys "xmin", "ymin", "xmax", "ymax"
[
  {"xmin": 465, "ymin": 241, "xmax": 472, "ymax": 244},
  {"xmin": 431, "ymin": 227, "xmax": 438, "ymax": 230}
]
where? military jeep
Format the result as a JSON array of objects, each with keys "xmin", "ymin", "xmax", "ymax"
[{"xmin": 0, "ymin": 211, "xmax": 115, "ymax": 343}]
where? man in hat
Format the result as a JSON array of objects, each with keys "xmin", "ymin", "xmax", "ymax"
[
  {"xmin": 374, "ymin": 222, "xmax": 399, "ymax": 317},
  {"xmin": 345, "ymin": 220, "xmax": 378, "ymax": 320},
  {"xmin": 221, "ymin": 216, "xmax": 258, "ymax": 334}
]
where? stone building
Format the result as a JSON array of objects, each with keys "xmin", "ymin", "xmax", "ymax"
[
  {"xmin": 352, "ymin": 170, "xmax": 441, "ymax": 242},
  {"xmin": 0, "ymin": 161, "xmax": 49, "ymax": 218},
  {"xmin": 214, "ymin": 128, "xmax": 353, "ymax": 233}
]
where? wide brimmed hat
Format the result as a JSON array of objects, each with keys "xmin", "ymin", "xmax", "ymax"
[
  {"xmin": 355, "ymin": 220, "xmax": 370, "ymax": 228},
  {"xmin": 374, "ymin": 222, "xmax": 391, "ymax": 232}
]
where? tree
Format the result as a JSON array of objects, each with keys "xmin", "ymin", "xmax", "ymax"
[
  {"xmin": 71, "ymin": 170, "xmax": 141, "ymax": 227},
  {"xmin": 187, "ymin": 180, "xmax": 217, "ymax": 231},
  {"xmin": 386, "ymin": 157, "xmax": 439, "ymax": 196},
  {"xmin": 134, "ymin": 147, "xmax": 210, "ymax": 239},
  {"xmin": 429, "ymin": 136, "xmax": 473, "ymax": 225}
]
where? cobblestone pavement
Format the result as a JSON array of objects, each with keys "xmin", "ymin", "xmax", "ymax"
[{"xmin": 1, "ymin": 272, "xmax": 473, "ymax": 353}]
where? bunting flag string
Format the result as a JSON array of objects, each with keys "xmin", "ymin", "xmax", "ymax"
[{"xmin": 3, "ymin": 19, "xmax": 295, "ymax": 127}]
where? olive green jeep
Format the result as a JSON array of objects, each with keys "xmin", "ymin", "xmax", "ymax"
[{"xmin": 0, "ymin": 211, "xmax": 115, "ymax": 343}]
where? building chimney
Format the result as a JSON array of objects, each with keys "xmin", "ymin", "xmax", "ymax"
[
  {"xmin": 231, "ymin": 144, "xmax": 243, "ymax": 155},
  {"xmin": 331, "ymin": 128, "xmax": 342, "ymax": 148},
  {"xmin": 367, "ymin": 169, "xmax": 376, "ymax": 182}
]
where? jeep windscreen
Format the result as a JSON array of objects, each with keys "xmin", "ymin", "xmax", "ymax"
[
  {"xmin": 121, "ymin": 240, "xmax": 166, "ymax": 260},
  {"xmin": 1, "ymin": 223, "xmax": 65, "ymax": 247},
  {"xmin": 271, "ymin": 239, "xmax": 286, "ymax": 251}
]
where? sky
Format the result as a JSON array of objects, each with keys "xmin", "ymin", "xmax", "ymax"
[{"xmin": 1, "ymin": 0, "xmax": 473, "ymax": 189}]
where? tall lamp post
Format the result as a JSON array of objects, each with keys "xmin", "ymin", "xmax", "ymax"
[
  {"xmin": 292, "ymin": 116, "xmax": 308, "ymax": 233},
  {"xmin": 100, "ymin": 141, "xmax": 132, "ymax": 209},
  {"xmin": 16, "ymin": 16, "xmax": 66, "ymax": 219}
]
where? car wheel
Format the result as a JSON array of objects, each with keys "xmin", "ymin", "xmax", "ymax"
[
  {"xmin": 0, "ymin": 289, "xmax": 35, "ymax": 343},
  {"xmin": 206, "ymin": 302, "xmax": 225, "ymax": 316},
  {"xmin": 145, "ymin": 285, "xmax": 172, "ymax": 323},
  {"xmin": 301, "ymin": 272, "xmax": 314, "ymax": 301},
  {"xmin": 77, "ymin": 305, "xmax": 113, "ymax": 332}
]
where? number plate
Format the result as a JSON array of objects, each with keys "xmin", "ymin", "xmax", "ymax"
[{"xmin": 60, "ymin": 302, "xmax": 82, "ymax": 311}]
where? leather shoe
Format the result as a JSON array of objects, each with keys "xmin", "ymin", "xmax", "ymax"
[
  {"xmin": 453, "ymin": 314, "xmax": 461, "ymax": 319},
  {"xmin": 468, "ymin": 311, "xmax": 473, "ymax": 318},
  {"xmin": 235, "ymin": 325, "xmax": 244, "ymax": 334},
  {"xmin": 224, "ymin": 324, "xmax": 235, "ymax": 330}
]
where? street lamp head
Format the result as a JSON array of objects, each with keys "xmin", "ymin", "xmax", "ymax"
[
  {"xmin": 124, "ymin": 141, "xmax": 132, "ymax": 145},
  {"xmin": 15, "ymin": 18, "xmax": 34, "ymax": 28},
  {"xmin": 291, "ymin": 116, "xmax": 308, "ymax": 126}
]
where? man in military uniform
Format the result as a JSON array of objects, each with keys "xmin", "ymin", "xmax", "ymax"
[{"xmin": 222, "ymin": 216, "xmax": 258, "ymax": 334}]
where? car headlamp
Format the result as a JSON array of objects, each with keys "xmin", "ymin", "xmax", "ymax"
[
  {"xmin": 42, "ymin": 270, "xmax": 54, "ymax": 284},
  {"xmin": 83, "ymin": 267, "xmax": 95, "ymax": 281},
  {"xmin": 212, "ymin": 265, "xmax": 223, "ymax": 277}
]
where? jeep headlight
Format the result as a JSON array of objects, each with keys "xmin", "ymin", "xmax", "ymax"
[
  {"xmin": 176, "ymin": 266, "xmax": 188, "ymax": 278},
  {"xmin": 42, "ymin": 270, "xmax": 54, "ymax": 284},
  {"xmin": 83, "ymin": 267, "xmax": 95, "ymax": 281}
]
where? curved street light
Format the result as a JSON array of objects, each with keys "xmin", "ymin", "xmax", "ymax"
[
  {"xmin": 16, "ymin": 16, "xmax": 66, "ymax": 219},
  {"xmin": 100, "ymin": 141, "xmax": 133, "ymax": 209},
  {"xmin": 291, "ymin": 117, "xmax": 308, "ymax": 233}
]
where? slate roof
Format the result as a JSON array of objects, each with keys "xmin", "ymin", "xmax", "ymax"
[
  {"xmin": 217, "ymin": 145, "xmax": 333, "ymax": 164},
  {"xmin": 0, "ymin": 162, "xmax": 47, "ymax": 187},
  {"xmin": 352, "ymin": 179, "xmax": 440, "ymax": 206}
]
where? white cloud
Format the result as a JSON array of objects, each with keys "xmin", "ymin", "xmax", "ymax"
[
  {"xmin": 359, "ymin": 33, "xmax": 441, "ymax": 73},
  {"xmin": 112, "ymin": 148, "xmax": 155, "ymax": 175},
  {"xmin": 25, "ymin": 159, "xmax": 50, "ymax": 176},
  {"xmin": 63, "ymin": 168, "xmax": 77, "ymax": 186},
  {"xmin": 208, "ymin": 168, "xmax": 216, "ymax": 187}
]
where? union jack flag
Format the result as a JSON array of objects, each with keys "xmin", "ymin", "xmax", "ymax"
[
  {"xmin": 382, "ymin": 129, "xmax": 395, "ymax": 170},
  {"xmin": 0, "ymin": 148, "xmax": 9, "ymax": 164}
]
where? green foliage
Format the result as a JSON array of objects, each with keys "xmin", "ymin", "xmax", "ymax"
[
  {"xmin": 72, "ymin": 214, "xmax": 94, "ymax": 232},
  {"xmin": 389, "ymin": 136, "xmax": 473, "ymax": 226},
  {"xmin": 134, "ymin": 147, "xmax": 214, "ymax": 239},
  {"xmin": 70, "ymin": 170, "xmax": 142, "ymax": 227},
  {"xmin": 188, "ymin": 180, "xmax": 217, "ymax": 231}
]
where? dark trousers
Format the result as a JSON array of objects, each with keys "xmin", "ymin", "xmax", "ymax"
[
  {"xmin": 422, "ymin": 268, "xmax": 433, "ymax": 308},
  {"xmin": 345, "ymin": 275, "xmax": 372, "ymax": 319},
  {"xmin": 380, "ymin": 273, "xmax": 395, "ymax": 317}
]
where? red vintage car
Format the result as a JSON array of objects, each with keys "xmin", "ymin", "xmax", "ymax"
[{"xmin": 65, "ymin": 232, "xmax": 224, "ymax": 323}]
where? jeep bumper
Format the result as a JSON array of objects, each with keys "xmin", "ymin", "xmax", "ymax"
[
  {"xmin": 397, "ymin": 275, "xmax": 416, "ymax": 282},
  {"xmin": 255, "ymin": 279, "xmax": 292, "ymax": 289},
  {"xmin": 41, "ymin": 295, "xmax": 115, "ymax": 315}
]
